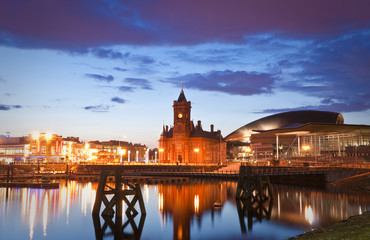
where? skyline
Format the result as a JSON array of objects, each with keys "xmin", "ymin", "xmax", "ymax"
[{"xmin": 1, "ymin": 1, "xmax": 370, "ymax": 148}]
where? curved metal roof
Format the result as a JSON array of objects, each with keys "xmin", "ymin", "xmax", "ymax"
[{"xmin": 225, "ymin": 110, "xmax": 344, "ymax": 141}]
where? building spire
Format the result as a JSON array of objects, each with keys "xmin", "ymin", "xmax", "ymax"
[{"xmin": 177, "ymin": 81, "xmax": 187, "ymax": 102}]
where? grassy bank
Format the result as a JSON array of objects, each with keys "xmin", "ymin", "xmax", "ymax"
[{"xmin": 290, "ymin": 211, "xmax": 370, "ymax": 240}]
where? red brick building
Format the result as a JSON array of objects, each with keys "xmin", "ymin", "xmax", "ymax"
[{"xmin": 158, "ymin": 89, "xmax": 226, "ymax": 164}]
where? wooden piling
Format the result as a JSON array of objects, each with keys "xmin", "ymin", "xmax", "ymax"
[{"xmin": 92, "ymin": 169, "xmax": 146, "ymax": 239}]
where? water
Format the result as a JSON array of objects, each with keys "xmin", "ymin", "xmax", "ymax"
[{"xmin": 0, "ymin": 180, "xmax": 368, "ymax": 240}]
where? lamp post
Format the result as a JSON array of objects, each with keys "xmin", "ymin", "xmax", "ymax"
[
  {"xmin": 194, "ymin": 148, "xmax": 199, "ymax": 164},
  {"xmin": 302, "ymin": 145, "xmax": 310, "ymax": 157},
  {"xmin": 158, "ymin": 148, "xmax": 164, "ymax": 163},
  {"xmin": 120, "ymin": 149, "xmax": 126, "ymax": 164}
]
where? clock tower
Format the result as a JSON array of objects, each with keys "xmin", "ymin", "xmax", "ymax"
[{"xmin": 173, "ymin": 89, "xmax": 191, "ymax": 139}]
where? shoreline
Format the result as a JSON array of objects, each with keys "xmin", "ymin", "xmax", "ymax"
[{"xmin": 290, "ymin": 211, "xmax": 370, "ymax": 240}]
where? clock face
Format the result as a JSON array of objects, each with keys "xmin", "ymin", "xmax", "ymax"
[{"xmin": 178, "ymin": 113, "xmax": 183, "ymax": 119}]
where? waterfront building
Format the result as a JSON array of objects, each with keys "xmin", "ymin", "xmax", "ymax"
[
  {"xmin": 225, "ymin": 110, "xmax": 370, "ymax": 162},
  {"xmin": 88, "ymin": 140, "xmax": 148, "ymax": 163},
  {"xmin": 0, "ymin": 135, "xmax": 30, "ymax": 162},
  {"xmin": 158, "ymin": 89, "xmax": 226, "ymax": 164}
]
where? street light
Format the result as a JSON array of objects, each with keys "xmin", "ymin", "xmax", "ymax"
[
  {"xmin": 45, "ymin": 133, "xmax": 52, "ymax": 140},
  {"xmin": 120, "ymin": 149, "xmax": 126, "ymax": 163},
  {"xmin": 194, "ymin": 148, "xmax": 199, "ymax": 163},
  {"xmin": 32, "ymin": 133, "xmax": 40, "ymax": 140}
]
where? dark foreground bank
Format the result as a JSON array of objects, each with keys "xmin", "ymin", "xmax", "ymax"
[{"xmin": 290, "ymin": 211, "xmax": 370, "ymax": 240}]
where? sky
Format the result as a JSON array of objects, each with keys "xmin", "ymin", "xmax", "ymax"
[{"xmin": 1, "ymin": 0, "xmax": 370, "ymax": 148}]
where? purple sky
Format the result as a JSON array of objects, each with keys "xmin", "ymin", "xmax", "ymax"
[{"xmin": 1, "ymin": 0, "xmax": 370, "ymax": 147}]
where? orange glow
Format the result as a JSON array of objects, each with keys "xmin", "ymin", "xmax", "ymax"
[
  {"xmin": 244, "ymin": 146, "xmax": 251, "ymax": 153},
  {"xmin": 159, "ymin": 148, "xmax": 164, "ymax": 152},
  {"xmin": 32, "ymin": 132, "xmax": 40, "ymax": 140},
  {"xmin": 302, "ymin": 145, "xmax": 310, "ymax": 151},
  {"xmin": 158, "ymin": 193, "xmax": 164, "ymax": 211},
  {"xmin": 194, "ymin": 194, "xmax": 199, "ymax": 213},
  {"xmin": 194, "ymin": 148, "xmax": 199, "ymax": 153},
  {"xmin": 45, "ymin": 133, "xmax": 52, "ymax": 140},
  {"xmin": 305, "ymin": 205, "xmax": 314, "ymax": 225}
]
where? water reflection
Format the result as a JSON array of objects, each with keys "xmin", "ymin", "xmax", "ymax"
[
  {"xmin": 93, "ymin": 210, "xmax": 146, "ymax": 240},
  {"xmin": 157, "ymin": 182, "xmax": 233, "ymax": 240},
  {"xmin": 0, "ymin": 181, "xmax": 369, "ymax": 239},
  {"xmin": 236, "ymin": 195, "xmax": 273, "ymax": 233}
]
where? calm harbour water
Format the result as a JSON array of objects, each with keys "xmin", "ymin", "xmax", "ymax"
[{"xmin": 0, "ymin": 180, "xmax": 369, "ymax": 240}]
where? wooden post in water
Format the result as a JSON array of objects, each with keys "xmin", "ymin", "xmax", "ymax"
[
  {"xmin": 92, "ymin": 169, "xmax": 146, "ymax": 239},
  {"xmin": 236, "ymin": 165, "xmax": 274, "ymax": 233}
]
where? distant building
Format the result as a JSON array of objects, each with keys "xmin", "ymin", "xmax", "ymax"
[
  {"xmin": 158, "ymin": 89, "xmax": 226, "ymax": 164},
  {"xmin": 225, "ymin": 110, "xmax": 370, "ymax": 162},
  {"xmin": 88, "ymin": 140, "xmax": 148, "ymax": 163}
]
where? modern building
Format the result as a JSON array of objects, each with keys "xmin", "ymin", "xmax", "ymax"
[
  {"xmin": 158, "ymin": 89, "xmax": 226, "ymax": 164},
  {"xmin": 225, "ymin": 110, "xmax": 370, "ymax": 162}
]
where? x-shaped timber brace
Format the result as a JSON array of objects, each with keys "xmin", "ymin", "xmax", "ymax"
[
  {"xmin": 92, "ymin": 170, "xmax": 146, "ymax": 239},
  {"xmin": 235, "ymin": 166, "xmax": 274, "ymax": 233}
]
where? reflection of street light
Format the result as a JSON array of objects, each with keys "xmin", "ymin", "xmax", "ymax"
[
  {"xmin": 305, "ymin": 205, "xmax": 314, "ymax": 225},
  {"xmin": 193, "ymin": 148, "xmax": 199, "ymax": 153}
]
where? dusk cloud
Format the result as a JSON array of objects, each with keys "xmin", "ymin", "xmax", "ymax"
[
  {"xmin": 90, "ymin": 48, "xmax": 129, "ymax": 60},
  {"xmin": 83, "ymin": 105, "xmax": 111, "ymax": 112},
  {"xmin": 0, "ymin": 104, "xmax": 22, "ymax": 111},
  {"xmin": 114, "ymin": 67, "xmax": 128, "ymax": 72},
  {"xmin": 166, "ymin": 70, "xmax": 276, "ymax": 96},
  {"xmin": 1, "ymin": 1, "xmax": 370, "ymax": 50},
  {"xmin": 111, "ymin": 97, "xmax": 126, "ymax": 104},
  {"xmin": 118, "ymin": 86, "xmax": 135, "ymax": 92},
  {"xmin": 85, "ymin": 73, "xmax": 114, "ymax": 83},
  {"xmin": 273, "ymin": 30, "xmax": 370, "ymax": 113},
  {"xmin": 124, "ymin": 78, "xmax": 153, "ymax": 90}
]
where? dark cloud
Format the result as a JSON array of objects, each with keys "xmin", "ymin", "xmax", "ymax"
[
  {"xmin": 111, "ymin": 97, "xmax": 126, "ymax": 104},
  {"xmin": 90, "ymin": 48, "xmax": 129, "ymax": 60},
  {"xmin": 114, "ymin": 67, "xmax": 128, "ymax": 72},
  {"xmin": 275, "ymin": 30, "xmax": 370, "ymax": 113},
  {"xmin": 118, "ymin": 86, "xmax": 135, "ymax": 92},
  {"xmin": 166, "ymin": 70, "xmax": 276, "ymax": 95},
  {"xmin": 124, "ymin": 78, "xmax": 153, "ymax": 90},
  {"xmin": 83, "ymin": 105, "xmax": 111, "ymax": 112},
  {"xmin": 131, "ymin": 55, "xmax": 155, "ymax": 65},
  {"xmin": 85, "ymin": 73, "xmax": 114, "ymax": 83},
  {"xmin": 0, "ymin": 104, "xmax": 22, "ymax": 111},
  {"xmin": 1, "ymin": 1, "xmax": 370, "ymax": 49}
]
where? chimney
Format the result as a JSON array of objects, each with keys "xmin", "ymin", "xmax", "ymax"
[
  {"xmin": 210, "ymin": 124, "xmax": 214, "ymax": 132},
  {"xmin": 197, "ymin": 120, "xmax": 201, "ymax": 129},
  {"xmin": 166, "ymin": 125, "xmax": 169, "ymax": 132}
]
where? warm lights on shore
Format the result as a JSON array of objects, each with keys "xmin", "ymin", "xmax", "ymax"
[
  {"xmin": 302, "ymin": 145, "xmax": 311, "ymax": 151},
  {"xmin": 32, "ymin": 132, "xmax": 40, "ymax": 140}
]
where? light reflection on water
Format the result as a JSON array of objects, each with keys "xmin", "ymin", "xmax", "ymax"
[{"xmin": 0, "ymin": 181, "xmax": 369, "ymax": 240}]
